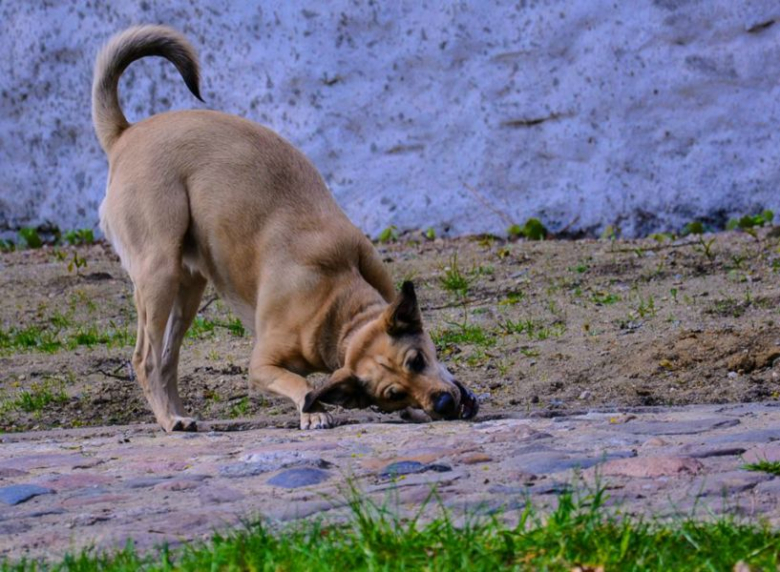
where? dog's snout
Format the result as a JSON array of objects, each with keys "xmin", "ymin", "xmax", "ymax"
[{"xmin": 433, "ymin": 392, "xmax": 456, "ymax": 417}]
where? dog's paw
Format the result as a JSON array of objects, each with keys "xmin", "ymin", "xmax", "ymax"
[
  {"xmin": 300, "ymin": 411, "xmax": 334, "ymax": 430},
  {"xmin": 164, "ymin": 416, "xmax": 198, "ymax": 433}
]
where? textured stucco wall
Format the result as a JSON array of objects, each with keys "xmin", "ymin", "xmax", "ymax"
[{"xmin": 1, "ymin": 1, "xmax": 779, "ymax": 238}]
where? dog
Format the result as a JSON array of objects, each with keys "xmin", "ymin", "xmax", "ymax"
[{"xmin": 92, "ymin": 25, "xmax": 478, "ymax": 431}]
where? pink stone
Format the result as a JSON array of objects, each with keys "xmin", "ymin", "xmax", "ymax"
[
  {"xmin": 742, "ymin": 444, "xmax": 780, "ymax": 464},
  {"xmin": 35, "ymin": 473, "xmax": 115, "ymax": 491},
  {"xmin": 61, "ymin": 494, "xmax": 129, "ymax": 508},
  {"xmin": 597, "ymin": 456, "xmax": 703, "ymax": 478},
  {"xmin": 0, "ymin": 454, "xmax": 102, "ymax": 471},
  {"xmin": 134, "ymin": 461, "xmax": 190, "ymax": 473},
  {"xmin": 156, "ymin": 479, "xmax": 201, "ymax": 492}
]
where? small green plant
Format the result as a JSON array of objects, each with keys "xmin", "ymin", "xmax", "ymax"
[
  {"xmin": 0, "ymin": 238, "xmax": 15, "ymax": 252},
  {"xmin": 499, "ymin": 318, "xmax": 565, "ymax": 340},
  {"xmin": 229, "ymin": 396, "xmax": 251, "ymax": 418},
  {"xmin": 601, "ymin": 224, "xmax": 618, "ymax": 240},
  {"xmin": 226, "ymin": 317, "xmax": 246, "ymax": 337},
  {"xmin": 377, "ymin": 225, "xmax": 398, "ymax": 243},
  {"xmin": 743, "ymin": 460, "xmax": 780, "ymax": 476},
  {"xmin": 636, "ymin": 296, "xmax": 657, "ymax": 318},
  {"xmin": 0, "ymin": 325, "xmax": 62, "ymax": 353},
  {"xmin": 499, "ymin": 291, "xmax": 525, "ymax": 306},
  {"xmin": 439, "ymin": 255, "xmax": 472, "ymax": 297},
  {"xmin": 433, "ymin": 322, "xmax": 494, "ymax": 349},
  {"xmin": 727, "ymin": 209, "xmax": 774, "ymax": 232},
  {"xmin": 14, "ymin": 380, "xmax": 68, "ymax": 413},
  {"xmin": 423, "ymin": 227, "xmax": 436, "ymax": 240},
  {"xmin": 18, "ymin": 227, "xmax": 43, "ymax": 249},
  {"xmin": 650, "ymin": 232, "xmax": 676, "ymax": 243},
  {"xmin": 187, "ymin": 316, "xmax": 218, "ymax": 339},
  {"xmin": 67, "ymin": 251, "xmax": 88, "ymax": 274},
  {"xmin": 694, "ymin": 235, "xmax": 717, "ymax": 262},
  {"xmin": 507, "ymin": 217, "xmax": 548, "ymax": 241},
  {"xmin": 681, "ymin": 221, "xmax": 705, "ymax": 236},
  {"xmin": 64, "ymin": 228, "xmax": 95, "ymax": 245},
  {"xmin": 570, "ymin": 262, "xmax": 589, "ymax": 274},
  {"xmin": 591, "ymin": 291, "xmax": 621, "ymax": 305}
]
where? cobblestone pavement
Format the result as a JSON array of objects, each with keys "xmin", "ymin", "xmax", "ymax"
[{"xmin": 1, "ymin": 403, "xmax": 779, "ymax": 561}]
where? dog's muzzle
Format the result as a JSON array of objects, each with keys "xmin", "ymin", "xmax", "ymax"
[{"xmin": 453, "ymin": 380, "xmax": 479, "ymax": 420}]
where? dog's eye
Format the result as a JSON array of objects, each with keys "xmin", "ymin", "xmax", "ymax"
[
  {"xmin": 387, "ymin": 388, "xmax": 407, "ymax": 401},
  {"xmin": 407, "ymin": 352, "xmax": 426, "ymax": 373}
]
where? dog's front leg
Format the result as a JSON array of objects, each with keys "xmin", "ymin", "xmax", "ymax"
[{"xmin": 250, "ymin": 363, "xmax": 334, "ymax": 430}]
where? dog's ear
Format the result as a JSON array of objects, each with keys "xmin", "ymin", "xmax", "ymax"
[
  {"xmin": 302, "ymin": 368, "xmax": 369, "ymax": 412},
  {"xmin": 384, "ymin": 281, "xmax": 423, "ymax": 336}
]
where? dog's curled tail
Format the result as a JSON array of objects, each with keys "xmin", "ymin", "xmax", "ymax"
[{"xmin": 92, "ymin": 25, "xmax": 203, "ymax": 153}]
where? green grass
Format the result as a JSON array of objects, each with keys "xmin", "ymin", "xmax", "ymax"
[
  {"xmin": 186, "ymin": 316, "xmax": 247, "ymax": 340},
  {"xmin": 0, "ymin": 321, "xmax": 134, "ymax": 355},
  {"xmin": 13, "ymin": 381, "xmax": 68, "ymax": 413},
  {"xmin": 439, "ymin": 255, "xmax": 473, "ymax": 297},
  {"xmin": 499, "ymin": 318, "xmax": 565, "ymax": 340},
  {"xmin": 3, "ymin": 486, "xmax": 780, "ymax": 571},
  {"xmin": 743, "ymin": 460, "xmax": 780, "ymax": 476},
  {"xmin": 433, "ymin": 323, "xmax": 495, "ymax": 348},
  {"xmin": 591, "ymin": 291, "xmax": 621, "ymax": 305}
]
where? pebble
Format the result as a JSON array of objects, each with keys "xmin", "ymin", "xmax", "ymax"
[
  {"xmin": 267, "ymin": 468, "xmax": 331, "ymax": 489},
  {"xmin": 380, "ymin": 461, "xmax": 452, "ymax": 478},
  {"xmin": 0, "ymin": 484, "xmax": 55, "ymax": 506},
  {"xmin": 596, "ymin": 456, "xmax": 703, "ymax": 478}
]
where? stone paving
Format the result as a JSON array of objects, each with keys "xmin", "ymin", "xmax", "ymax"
[{"xmin": 1, "ymin": 403, "xmax": 780, "ymax": 562}]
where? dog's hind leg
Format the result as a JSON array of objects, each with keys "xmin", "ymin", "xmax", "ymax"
[{"xmin": 131, "ymin": 257, "xmax": 204, "ymax": 432}]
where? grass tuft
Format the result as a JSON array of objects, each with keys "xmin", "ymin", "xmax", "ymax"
[{"xmin": 743, "ymin": 460, "xmax": 780, "ymax": 476}]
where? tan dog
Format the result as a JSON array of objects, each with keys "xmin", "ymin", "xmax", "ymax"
[{"xmin": 92, "ymin": 25, "xmax": 478, "ymax": 431}]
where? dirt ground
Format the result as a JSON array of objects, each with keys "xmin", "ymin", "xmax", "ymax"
[{"xmin": 1, "ymin": 229, "xmax": 779, "ymax": 432}]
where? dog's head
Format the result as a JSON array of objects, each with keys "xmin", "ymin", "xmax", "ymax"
[{"xmin": 302, "ymin": 281, "xmax": 478, "ymax": 420}]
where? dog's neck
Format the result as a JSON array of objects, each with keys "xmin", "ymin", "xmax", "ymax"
[{"xmin": 316, "ymin": 280, "xmax": 387, "ymax": 371}]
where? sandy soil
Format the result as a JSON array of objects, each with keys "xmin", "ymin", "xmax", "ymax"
[{"xmin": 1, "ymin": 229, "xmax": 779, "ymax": 432}]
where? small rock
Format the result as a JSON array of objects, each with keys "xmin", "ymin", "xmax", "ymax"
[
  {"xmin": 380, "ymin": 461, "xmax": 452, "ymax": 478},
  {"xmin": 578, "ymin": 390, "xmax": 592, "ymax": 400},
  {"xmin": 641, "ymin": 437, "xmax": 669, "ymax": 448},
  {"xmin": 0, "ymin": 467, "xmax": 29, "ymax": 478},
  {"xmin": 199, "ymin": 486, "xmax": 245, "ymax": 504},
  {"xmin": 459, "ymin": 453, "xmax": 493, "ymax": 465},
  {"xmin": 742, "ymin": 443, "xmax": 780, "ymax": 464},
  {"xmin": 727, "ymin": 371, "xmax": 738, "ymax": 379},
  {"xmin": 267, "ymin": 468, "xmax": 331, "ymax": 489},
  {"xmin": 0, "ymin": 484, "xmax": 55, "ymax": 506},
  {"xmin": 123, "ymin": 476, "xmax": 171, "ymax": 489},
  {"xmin": 597, "ymin": 456, "xmax": 703, "ymax": 478}
]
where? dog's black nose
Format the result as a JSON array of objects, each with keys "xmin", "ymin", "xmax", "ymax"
[{"xmin": 433, "ymin": 392, "xmax": 456, "ymax": 417}]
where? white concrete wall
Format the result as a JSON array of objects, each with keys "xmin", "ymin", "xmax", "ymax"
[{"xmin": 1, "ymin": 1, "xmax": 779, "ymax": 238}]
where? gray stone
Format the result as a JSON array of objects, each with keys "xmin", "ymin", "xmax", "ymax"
[
  {"xmin": 502, "ymin": 451, "xmax": 622, "ymax": 475},
  {"xmin": 681, "ymin": 445, "xmax": 747, "ymax": 459},
  {"xmin": 742, "ymin": 444, "xmax": 780, "ymax": 464},
  {"xmin": 123, "ymin": 476, "xmax": 171, "ymax": 489},
  {"xmin": 380, "ymin": 461, "xmax": 452, "ymax": 478},
  {"xmin": 755, "ymin": 478, "xmax": 780, "ymax": 495},
  {"xmin": 0, "ymin": 484, "xmax": 55, "ymax": 506},
  {"xmin": 612, "ymin": 418, "xmax": 740, "ymax": 435},
  {"xmin": 369, "ymin": 469, "xmax": 467, "ymax": 492},
  {"xmin": 219, "ymin": 454, "xmax": 329, "ymax": 478},
  {"xmin": 267, "ymin": 468, "xmax": 331, "ymax": 489},
  {"xmin": 703, "ymin": 430, "xmax": 780, "ymax": 444},
  {"xmin": 198, "ymin": 486, "xmax": 245, "ymax": 504},
  {"xmin": 689, "ymin": 470, "xmax": 772, "ymax": 497},
  {"xmin": 0, "ymin": 521, "xmax": 32, "ymax": 534}
]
